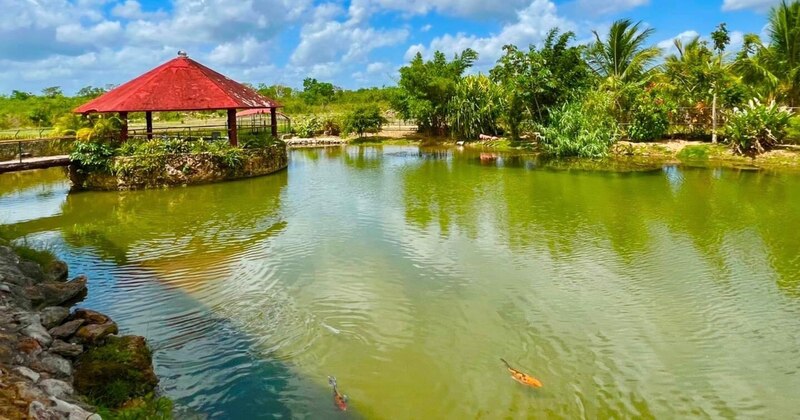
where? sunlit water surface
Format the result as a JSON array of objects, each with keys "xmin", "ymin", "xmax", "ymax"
[{"xmin": 1, "ymin": 146, "xmax": 799, "ymax": 419}]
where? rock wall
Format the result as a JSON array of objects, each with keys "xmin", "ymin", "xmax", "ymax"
[
  {"xmin": 0, "ymin": 246, "xmax": 159, "ymax": 419},
  {"xmin": 69, "ymin": 145, "xmax": 288, "ymax": 191}
]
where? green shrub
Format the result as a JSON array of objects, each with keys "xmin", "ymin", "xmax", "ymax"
[
  {"xmin": 785, "ymin": 115, "xmax": 800, "ymax": 144},
  {"xmin": 294, "ymin": 116, "xmax": 322, "ymax": 138},
  {"xmin": 627, "ymin": 93, "xmax": 670, "ymax": 142},
  {"xmin": 342, "ymin": 105, "xmax": 387, "ymax": 138},
  {"xmin": 448, "ymin": 74, "xmax": 504, "ymax": 140},
  {"xmin": 538, "ymin": 93, "xmax": 620, "ymax": 158},
  {"xmin": 676, "ymin": 145, "xmax": 711, "ymax": 161},
  {"xmin": 723, "ymin": 99, "xmax": 792, "ymax": 155},
  {"xmin": 321, "ymin": 115, "xmax": 342, "ymax": 136},
  {"xmin": 70, "ymin": 141, "xmax": 116, "ymax": 173}
]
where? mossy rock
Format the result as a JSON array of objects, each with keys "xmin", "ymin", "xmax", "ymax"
[{"xmin": 74, "ymin": 335, "xmax": 159, "ymax": 408}]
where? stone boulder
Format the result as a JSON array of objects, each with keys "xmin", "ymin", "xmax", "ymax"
[
  {"xmin": 73, "ymin": 322, "xmax": 118, "ymax": 346},
  {"xmin": 34, "ymin": 276, "xmax": 88, "ymax": 308},
  {"xmin": 41, "ymin": 307, "xmax": 70, "ymax": 329},
  {"xmin": 48, "ymin": 320, "xmax": 85, "ymax": 340},
  {"xmin": 71, "ymin": 309, "xmax": 110, "ymax": 325},
  {"xmin": 74, "ymin": 335, "xmax": 159, "ymax": 408},
  {"xmin": 45, "ymin": 260, "xmax": 69, "ymax": 283},
  {"xmin": 49, "ymin": 340, "xmax": 83, "ymax": 358}
]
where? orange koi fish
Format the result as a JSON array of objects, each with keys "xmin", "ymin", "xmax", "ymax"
[
  {"xmin": 501, "ymin": 358, "xmax": 543, "ymax": 388},
  {"xmin": 328, "ymin": 376, "xmax": 348, "ymax": 411}
]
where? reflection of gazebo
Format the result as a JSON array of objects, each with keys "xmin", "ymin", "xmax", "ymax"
[{"xmin": 74, "ymin": 51, "xmax": 282, "ymax": 146}]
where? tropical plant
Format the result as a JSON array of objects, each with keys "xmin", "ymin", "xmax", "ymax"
[
  {"xmin": 342, "ymin": 105, "xmax": 387, "ymax": 137},
  {"xmin": 69, "ymin": 141, "xmax": 116, "ymax": 173},
  {"xmin": 393, "ymin": 49, "xmax": 478, "ymax": 135},
  {"xmin": 294, "ymin": 116, "xmax": 322, "ymax": 138},
  {"xmin": 538, "ymin": 91, "xmax": 620, "ymax": 158},
  {"xmin": 490, "ymin": 29, "xmax": 593, "ymax": 139},
  {"xmin": 627, "ymin": 89, "xmax": 670, "ymax": 142},
  {"xmin": 723, "ymin": 99, "xmax": 792, "ymax": 154},
  {"xmin": 448, "ymin": 75, "xmax": 504, "ymax": 140},
  {"xmin": 586, "ymin": 19, "xmax": 661, "ymax": 88},
  {"xmin": 733, "ymin": 1, "xmax": 800, "ymax": 105},
  {"xmin": 321, "ymin": 115, "xmax": 342, "ymax": 136}
]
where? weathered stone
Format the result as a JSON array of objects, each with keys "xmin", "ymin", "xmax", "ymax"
[
  {"xmin": 0, "ymin": 283, "xmax": 10, "ymax": 293},
  {"xmin": 14, "ymin": 366, "xmax": 41, "ymax": 383},
  {"xmin": 74, "ymin": 321, "xmax": 118, "ymax": 345},
  {"xmin": 16, "ymin": 381, "xmax": 48, "ymax": 401},
  {"xmin": 40, "ymin": 307, "xmax": 70, "ymax": 329},
  {"xmin": 48, "ymin": 319, "xmax": 85, "ymax": 339},
  {"xmin": 49, "ymin": 397, "xmax": 99, "ymax": 420},
  {"xmin": 45, "ymin": 260, "xmax": 68, "ymax": 283},
  {"xmin": 18, "ymin": 261, "xmax": 45, "ymax": 283},
  {"xmin": 74, "ymin": 335, "xmax": 158, "ymax": 408},
  {"xmin": 22, "ymin": 322, "xmax": 52, "ymax": 347},
  {"xmin": 71, "ymin": 308, "xmax": 110, "ymax": 325},
  {"xmin": 49, "ymin": 340, "xmax": 83, "ymax": 358},
  {"xmin": 40, "ymin": 353, "xmax": 72, "ymax": 378},
  {"xmin": 39, "ymin": 379, "xmax": 74, "ymax": 399},
  {"xmin": 17, "ymin": 337, "xmax": 43, "ymax": 357},
  {"xmin": 36, "ymin": 276, "xmax": 87, "ymax": 308}
]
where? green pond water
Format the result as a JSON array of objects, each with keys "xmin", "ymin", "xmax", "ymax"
[{"xmin": 1, "ymin": 146, "xmax": 799, "ymax": 419}]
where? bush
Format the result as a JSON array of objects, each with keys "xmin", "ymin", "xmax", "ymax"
[
  {"xmin": 723, "ymin": 99, "xmax": 792, "ymax": 155},
  {"xmin": 448, "ymin": 74, "xmax": 504, "ymax": 140},
  {"xmin": 538, "ymin": 92, "xmax": 620, "ymax": 158},
  {"xmin": 70, "ymin": 141, "xmax": 116, "ymax": 173},
  {"xmin": 627, "ymin": 93, "xmax": 670, "ymax": 142},
  {"xmin": 321, "ymin": 115, "xmax": 342, "ymax": 136},
  {"xmin": 342, "ymin": 105, "xmax": 387, "ymax": 138},
  {"xmin": 294, "ymin": 116, "xmax": 321, "ymax": 138}
]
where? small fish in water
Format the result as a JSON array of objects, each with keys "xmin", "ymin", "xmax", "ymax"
[
  {"xmin": 322, "ymin": 322, "xmax": 341, "ymax": 335},
  {"xmin": 328, "ymin": 376, "xmax": 348, "ymax": 411},
  {"xmin": 501, "ymin": 358, "xmax": 543, "ymax": 388}
]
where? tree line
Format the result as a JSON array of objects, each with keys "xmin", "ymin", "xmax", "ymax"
[{"xmin": 392, "ymin": 1, "xmax": 800, "ymax": 156}]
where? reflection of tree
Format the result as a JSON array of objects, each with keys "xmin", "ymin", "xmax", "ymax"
[
  {"xmin": 0, "ymin": 167, "xmax": 68, "ymax": 198},
  {"xmin": 402, "ymin": 153, "xmax": 800, "ymax": 297},
  {"xmin": 14, "ymin": 171, "xmax": 288, "ymax": 265}
]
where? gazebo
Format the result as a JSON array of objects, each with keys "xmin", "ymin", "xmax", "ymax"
[{"xmin": 74, "ymin": 51, "xmax": 282, "ymax": 146}]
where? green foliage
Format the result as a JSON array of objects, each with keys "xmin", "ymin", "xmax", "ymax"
[
  {"xmin": 448, "ymin": 75, "xmax": 504, "ymax": 139},
  {"xmin": 723, "ymin": 99, "xmax": 792, "ymax": 154},
  {"xmin": 302, "ymin": 78, "xmax": 337, "ymax": 106},
  {"xmin": 539, "ymin": 92, "xmax": 620, "ymax": 158},
  {"xmin": 321, "ymin": 115, "xmax": 342, "ymax": 136},
  {"xmin": 586, "ymin": 19, "xmax": 661, "ymax": 87},
  {"xmin": 240, "ymin": 132, "xmax": 278, "ymax": 149},
  {"xmin": 785, "ymin": 115, "xmax": 800, "ymax": 143},
  {"xmin": 70, "ymin": 141, "xmax": 116, "ymax": 173},
  {"xmin": 342, "ymin": 105, "xmax": 387, "ymax": 137},
  {"xmin": 51, "ymin": 113, "xmax": 91, "ymax": 137},
  {"xmin": 490, "ymin": 29, "xmax": 593, "ymax": 139},
  {"xmin": 294, "ymin": 115, "xmax": 322, "ymax": 137},
  {"xmin": 96, "ymin": 394, "xmax": 173, "ymax": 420},
  {"xmin": 627, "ymin": 90, "xmax": 670, "ymax": 141},
  {"xmin": 393, "ymin": 49, "xmax": 478, "ymax": 134},
  {"xmin": 677, "ymin": 145, "xmax": 712, "ymax": 160}
]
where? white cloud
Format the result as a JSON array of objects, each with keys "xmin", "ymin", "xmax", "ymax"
[
  {"xmin": 722, "ymin": 0, "xmax": 779, "ymax": 12},
  {"xmin": 572, "ymin": 0, "xmax": 649, "ymax": 15},
  {"xmin": 348, "ymin": 0, "xmax": 532, "ymax": 21},
  {"xmin": 55, "ymin": 21, "xmax": 123, "ymax": 45},
  {"xmin": 657, "ymin": 30, "xmax": 701, "ymax": 54},
  {"xmin": 407, "ymin": 0, "xmax": 572, "ymax": 66}
]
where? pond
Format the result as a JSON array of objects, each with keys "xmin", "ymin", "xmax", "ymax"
[{"xmin": 1, "ymin": 146, "xmax": 799, "ymax": 419}]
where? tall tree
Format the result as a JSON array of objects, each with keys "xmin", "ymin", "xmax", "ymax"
[
  {"xmin": 393, "ymin": 49, "xmax": 478, "ymax": 135},
  {"xmin": 586, "ymin": 19, "xmax": 660, "ymax": 88},
  {"xmin": 734, "ymin": 0, "xmax": 800, "ymax": 105}
]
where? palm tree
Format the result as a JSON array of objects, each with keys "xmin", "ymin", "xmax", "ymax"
[
  {"xmin": 586, "ymin": 19, "xmax": 661, "ymax": 87},
  {"xmin": 734, "ymin": 0, "xmax": 800, "ymax": 105}
]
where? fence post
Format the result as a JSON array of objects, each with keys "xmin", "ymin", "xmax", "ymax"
[{"xmin": 18, "ymin": 141, "xmax": 22, "ymax": 163}]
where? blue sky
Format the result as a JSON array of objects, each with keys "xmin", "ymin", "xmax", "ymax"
[{"xmin": 0, "ymin": 0, "xmax": 783, "ymax": 95}]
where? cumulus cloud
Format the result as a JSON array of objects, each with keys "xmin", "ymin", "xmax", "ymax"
[
  {"xmin": 406, "ymin": 0, "xmax": 572, "ymax": 66},
  {"xmin": 571, "ymin": 0, "xmax": 649, "ymax": 15},
  {"xmin": 657, "ymin": 30, "xmax": 701, "ymax": 54},
  {"xmin": 722, "ymin": 0, "xmax": 780, "ymax": 12},
  {"xmin": 348, "ymin": 0, "xmax": 532, "ymax": 21}
]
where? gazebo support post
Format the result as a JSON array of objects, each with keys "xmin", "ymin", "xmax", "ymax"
[
  {"xmin": 119, "ymin": 112, "xmax": 128, "ymax": 142},
  {"xmin": 146, "ymin": 111, "xmax": 153, "ymax": 140},
  {"xmin": 270, "ymin": 107, "xmax": 278, "ymax": 138},
  {"xmin": 227, "ymin": 108, "xmax": 238, "ymax": 146}
]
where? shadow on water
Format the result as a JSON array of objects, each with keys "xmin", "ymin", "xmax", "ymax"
[{"xmin": 1, "ymin": 168, "xmax": 364, "ymax": 419}]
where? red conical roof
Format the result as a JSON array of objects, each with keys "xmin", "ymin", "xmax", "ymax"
[{"xmin": 75, "ymin": 53, "xmax": 280, "ymax": 113}]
